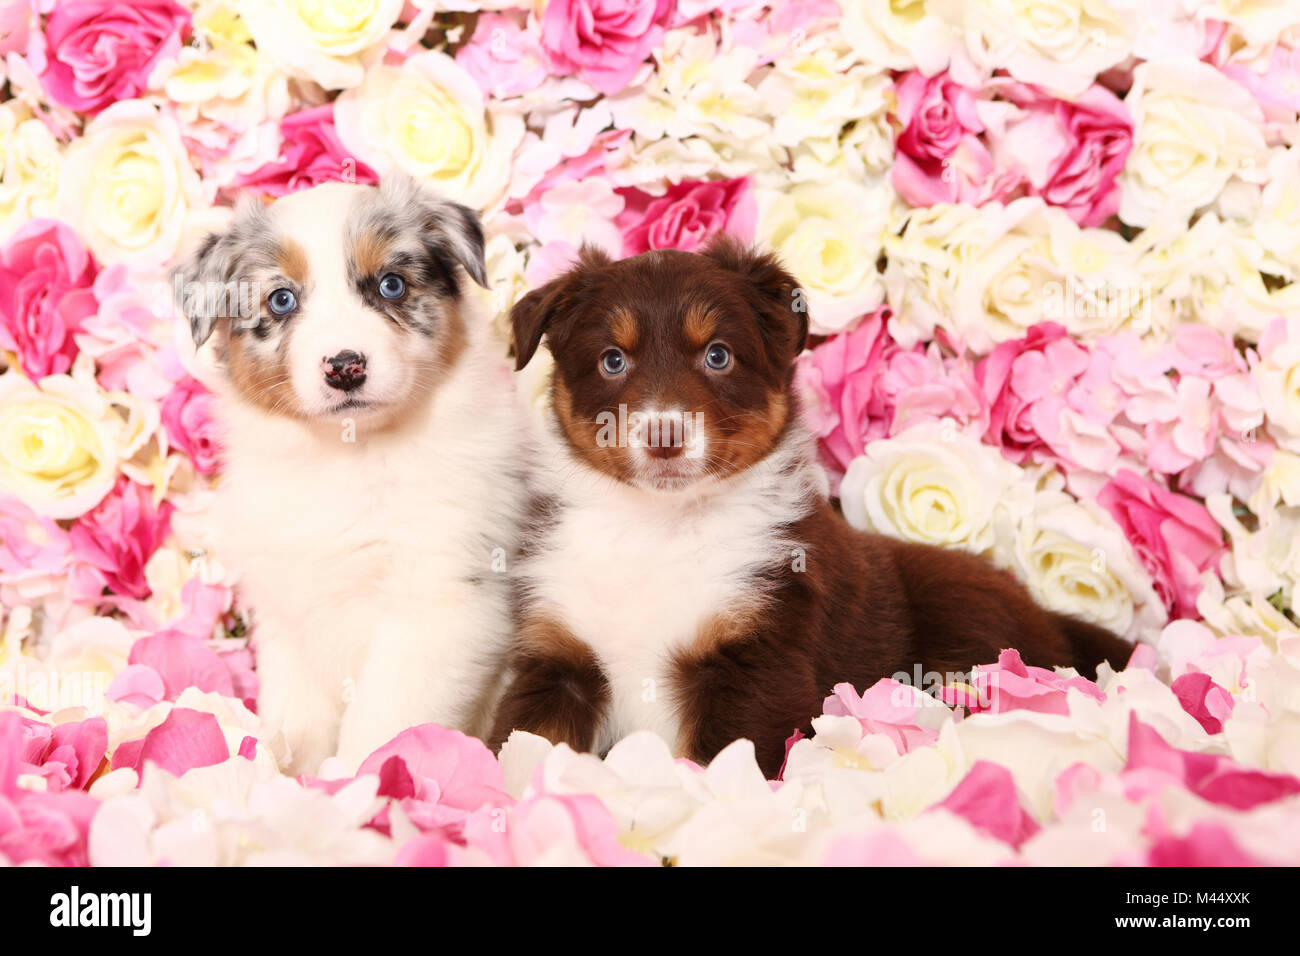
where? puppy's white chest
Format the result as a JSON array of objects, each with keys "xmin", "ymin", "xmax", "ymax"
[{"xmin": 528, "ymin": 495, "xmax": 783, "ymax": 752}]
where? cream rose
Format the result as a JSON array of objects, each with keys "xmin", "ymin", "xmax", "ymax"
[
  {"xmin": 1006, "ymin": 480, "xmax": 1165, "ymax": 639},
  {"xmin": 959, "ymin": 0, "xmax": 1134, "ymax": 97},
  {"xmin": 839, "ymin": 422, "xmax": 1031, "ymax": 554},
  {"xmin": 1119, "ymin": 58, "xmax": 1269, "ymax": 228},
  {"xmin": 57, "ymin": 100, "xmax": 206, "ymax": 266},
  {"xmin": 334, "ymin": 51, "xmax": 523, "ymax": 210},
  {"xmin": 757, "ymin": 180, "xmax": 890, "ymax": 333},
  {"xmin": 238, "ymin": 0, "xmax": 404, "ymax": 90},
  {"xmin": 841, "ymin": 0, "xmax": 956, "ymax": 75},
  {"xmin": 953, "ymin": 198, "xmax": 1142, "ymax": 352},
  {"xmin": 0, "ymin": 368, "xmax": 149, "ymax": 519},
  {"xmin": 0, "ymin": 102, "xmax": 61, "ymax": 234}
]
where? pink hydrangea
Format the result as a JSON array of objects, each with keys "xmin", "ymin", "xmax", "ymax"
[
  {"xmin": 457, "ymin": 12, "xmax": 549, "ymax": 99},
  {"xmin": 0, "ymin": 218, "xmax": 99, "ymax": 379},
  {"xmin": 36, "ymin": 0, "xmax": 191, "ymax": 114}
]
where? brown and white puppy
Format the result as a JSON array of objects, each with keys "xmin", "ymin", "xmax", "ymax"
[
  {"xmin": 174, "ymin": 176, "xmax": 526, "ymax": 775},
  {"xmin": 492, "ymin": 239, "xmax": 1133, "ymax": 778}
]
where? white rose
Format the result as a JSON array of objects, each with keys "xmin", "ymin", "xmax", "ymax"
[
  {"xmin": 335, "ymin": 51, "xmax": 523, "ymax": 210},
  {"xmin": 1007, "ymin": 479, "xmax": 1166, "ymax": 639},
  {"xmin": 957, "ymin": 0, "xmax": 1135, "ymax": 97},
  {"xmin": 0, "ymin": 102, "xmax": 61, "ymax": 234},
  {"xmin": 238, "ymin": 0, "xmax": 403, "ymax": 90},
  {"xmin": 839, "ymin": 421, "xmax": 1031, "ymax": 554},
  {"xmin": 1119, "ymin": 58, "xmax": 1269, "ymax": 228},
  {"xmin": 57, "ymin": 100, "xmax": 206, "ymax": 265},
  {"xmin": 0, "ymin": 369, "xmax": 142, "ymax": 519},
  {"xmin": 882, "ymin": 201, "xmax": 981, "ymax": 349},
  {"xmin": 841, "ymin": 0, "xmax": 956, "ymax": 74},
  {"xmin": 757, "ymin": 180, "xmax": 890, "ymax": 333},
  {"xmin": 953, "ymin": 198, "xmax": 1142, "ymax": 352}
]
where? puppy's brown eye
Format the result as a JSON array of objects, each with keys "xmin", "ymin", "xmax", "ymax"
[
  {"xmin": 601, "ymin": 349, "xmax": 627, "ymax": 375},
  {"xmin": 704, "ymin": 343, "xmax": 731, "ymax": 371}
]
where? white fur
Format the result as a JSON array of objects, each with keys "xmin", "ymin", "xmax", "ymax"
[
  {"xmin": 516, "ymin": 418, "xmax": 824, "ymax": 754},
  {"xmin": 207, "ymin": 187, "xmax": 525, "ymax": 774}
]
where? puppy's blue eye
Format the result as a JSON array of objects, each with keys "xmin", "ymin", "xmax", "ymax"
[
  {"xmin": 601, "ymin": 349, "xmax": 627, "ymax": 375},
  {"xmin": 379, "ymin": 273, "xmax": 405, "ymax": 299},
  {"xmin": 704, "ymin": 343, "xmax": 731, "ymax": 371},
  {"xmin": 268, "ymin": 288, "xmax": 296, "ymax": 315}
]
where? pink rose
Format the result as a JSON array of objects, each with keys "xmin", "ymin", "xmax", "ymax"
[
  {"xmin": 0, "ymin": 218, "xmax": 99, "ymax": 378},
  {"xmin": 0, "ymin": 711, "xmax": 98, "ymax": 866},
  {"xmin": 232, "ymin": 104, "xmax": 379, "ymax": 199},
  {"xmin": 457, "ymin": 12, "xmax": 548, "ymax": 99},
  {"xmin": 18, "ymin": 714, "xmax": 107, "ymax": 792},
  {"xmin": 616, "ymin": 177, "xmax": 756, "ymax": 255},
  {"xmin": 795, "ymin": 307, "xmax": 898, "ymax": 478},
  {"xmin": 68, "ymin": 478, "xmax": 174, "ymax": 602},
  {"xmin": 821, "ymin": 680, "xmax": 941, "ymax": 755},
  {"xmin": 161, "ymin": 377, "xmax": 223, "ymax": 475},
  {"xmin": 993, "ymin": 81, "xmax": 1132, "ymax": 227},
  {"xmin": 1096, "ymin": 469, "xmax": 1225, "ymax": 620},
  {"xmin": 891, "ymin": 71, "xmax": 1004, "ymax": 206},
  {"xmin": 36, "ymin": 0, "xmax": 190, "ymax": 114},
  {"xmin": 539, "ymin": 0, "xmax": 671, "ymax": 95}
]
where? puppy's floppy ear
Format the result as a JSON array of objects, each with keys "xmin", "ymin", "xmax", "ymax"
[
  {"xmin": 171, "ymin": 195, "xmax": 271, "ymax": 348},
  {"xmin": 510, "ymin": 245, "xmax": 610, "ymax": 371},
  {"xmin": 384, "ymin": 174, "xmax": 488, "ymax": 290},
  {"xmin": 703, "ymin": 236, "xmax": 808, "ymax": 364}
]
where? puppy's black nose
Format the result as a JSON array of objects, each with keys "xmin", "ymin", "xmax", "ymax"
[{"xmin": 323, "ymin": 350, "xmax": 367, "ymax": 391}]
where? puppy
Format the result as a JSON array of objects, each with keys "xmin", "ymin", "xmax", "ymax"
[
  {"xmin": 492, "ymin": 240, "xmax": 1133, "ymax": 778},
  {"xmin": 174, "ymin": 176, "xmax": 525, "ymax": 774}
]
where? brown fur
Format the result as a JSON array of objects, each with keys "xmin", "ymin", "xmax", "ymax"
[{"xmin": 498, "ymin": 238, "xmax": 1134, "ymax": 778}]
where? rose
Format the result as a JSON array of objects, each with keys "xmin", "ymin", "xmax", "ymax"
[
  {"xmin": 842, "ymin": 0, "xmax": 956, "ymax": 74},
  {"xmin": 991, "ymin": 81, "xmax": 1132, "ymax": 227},
  {"xmin": 891, "ymin": 71, "xmax": 998, "ymax": 207},
  {"xmin": 539, "ymin": 0, "xmax": 670, "ymax": 95},
  {"xmin": 0, "ymin": 102, "xmax": 62, "ymax": 235},
  {"xmin": 839, "ymin": 421, "xmax": 1030, "ymax": 554},
  {"xmin": 334, "ymin": 50, "xmax": 524, "ymax": 210},
  {"xmin": 0, "ymin": 218, "xmax": 98, "ymax": 379},
  {"xmin": 56, "ymin": 100, "xmax": 204, "ymax": 265},
  {"xmin": 232, "ymin": 104, "xmax": 378, "ymax": 199},
  {"xmin": 68, "ymin": 477, "xmax": 173, "ymax": 602},
  {"xmin": 1097, "ymin": 469, "xmax": 1226, "ymax": 621},
  {"xmin": 757, "ymin": 179, "xmax": 889, "ymax": 333},
  {"xmin": 796, "ymin": 307, "xmax": 899, "ymax": 480},
  {"xmin": 238, "ymin": 0, "xmax": 404, "ymax": 91},
  {"xmin": 1006, "ymin": 480, "xmax": 1166, "ymax": 638},
  {"xmin": 960, "ymin": 0, "xmax": 1134, "ymax": 98},
  {"xmin": 976, "ymin": 322, "xmax": 1072, "ymax": 464},
  {"xmin": 0, "ymin": 372, "xmax": 126, "ymax": 519},
  {"xmin": 160, "ymin": 377, "xmax": 222, "ymax": 475},
  {"xmin": 1119, "ymin": 58, "xmax": 1269, "ymax": 228},
  {"xmin": 36, "ymin": 0, "xmax": 191, "ymax": 114},
  {"xmin": 616, "ymin": 177, "xmax": 755, "ymax": 256}
]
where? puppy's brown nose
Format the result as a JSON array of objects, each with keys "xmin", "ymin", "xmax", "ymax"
[
  {"xmin": 646, "ymin": 440, "xmax": 685, "ymax": 460},
  {"xmin": 323, "ymin": 350, "xmax": 367, "ymax": 391}
]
